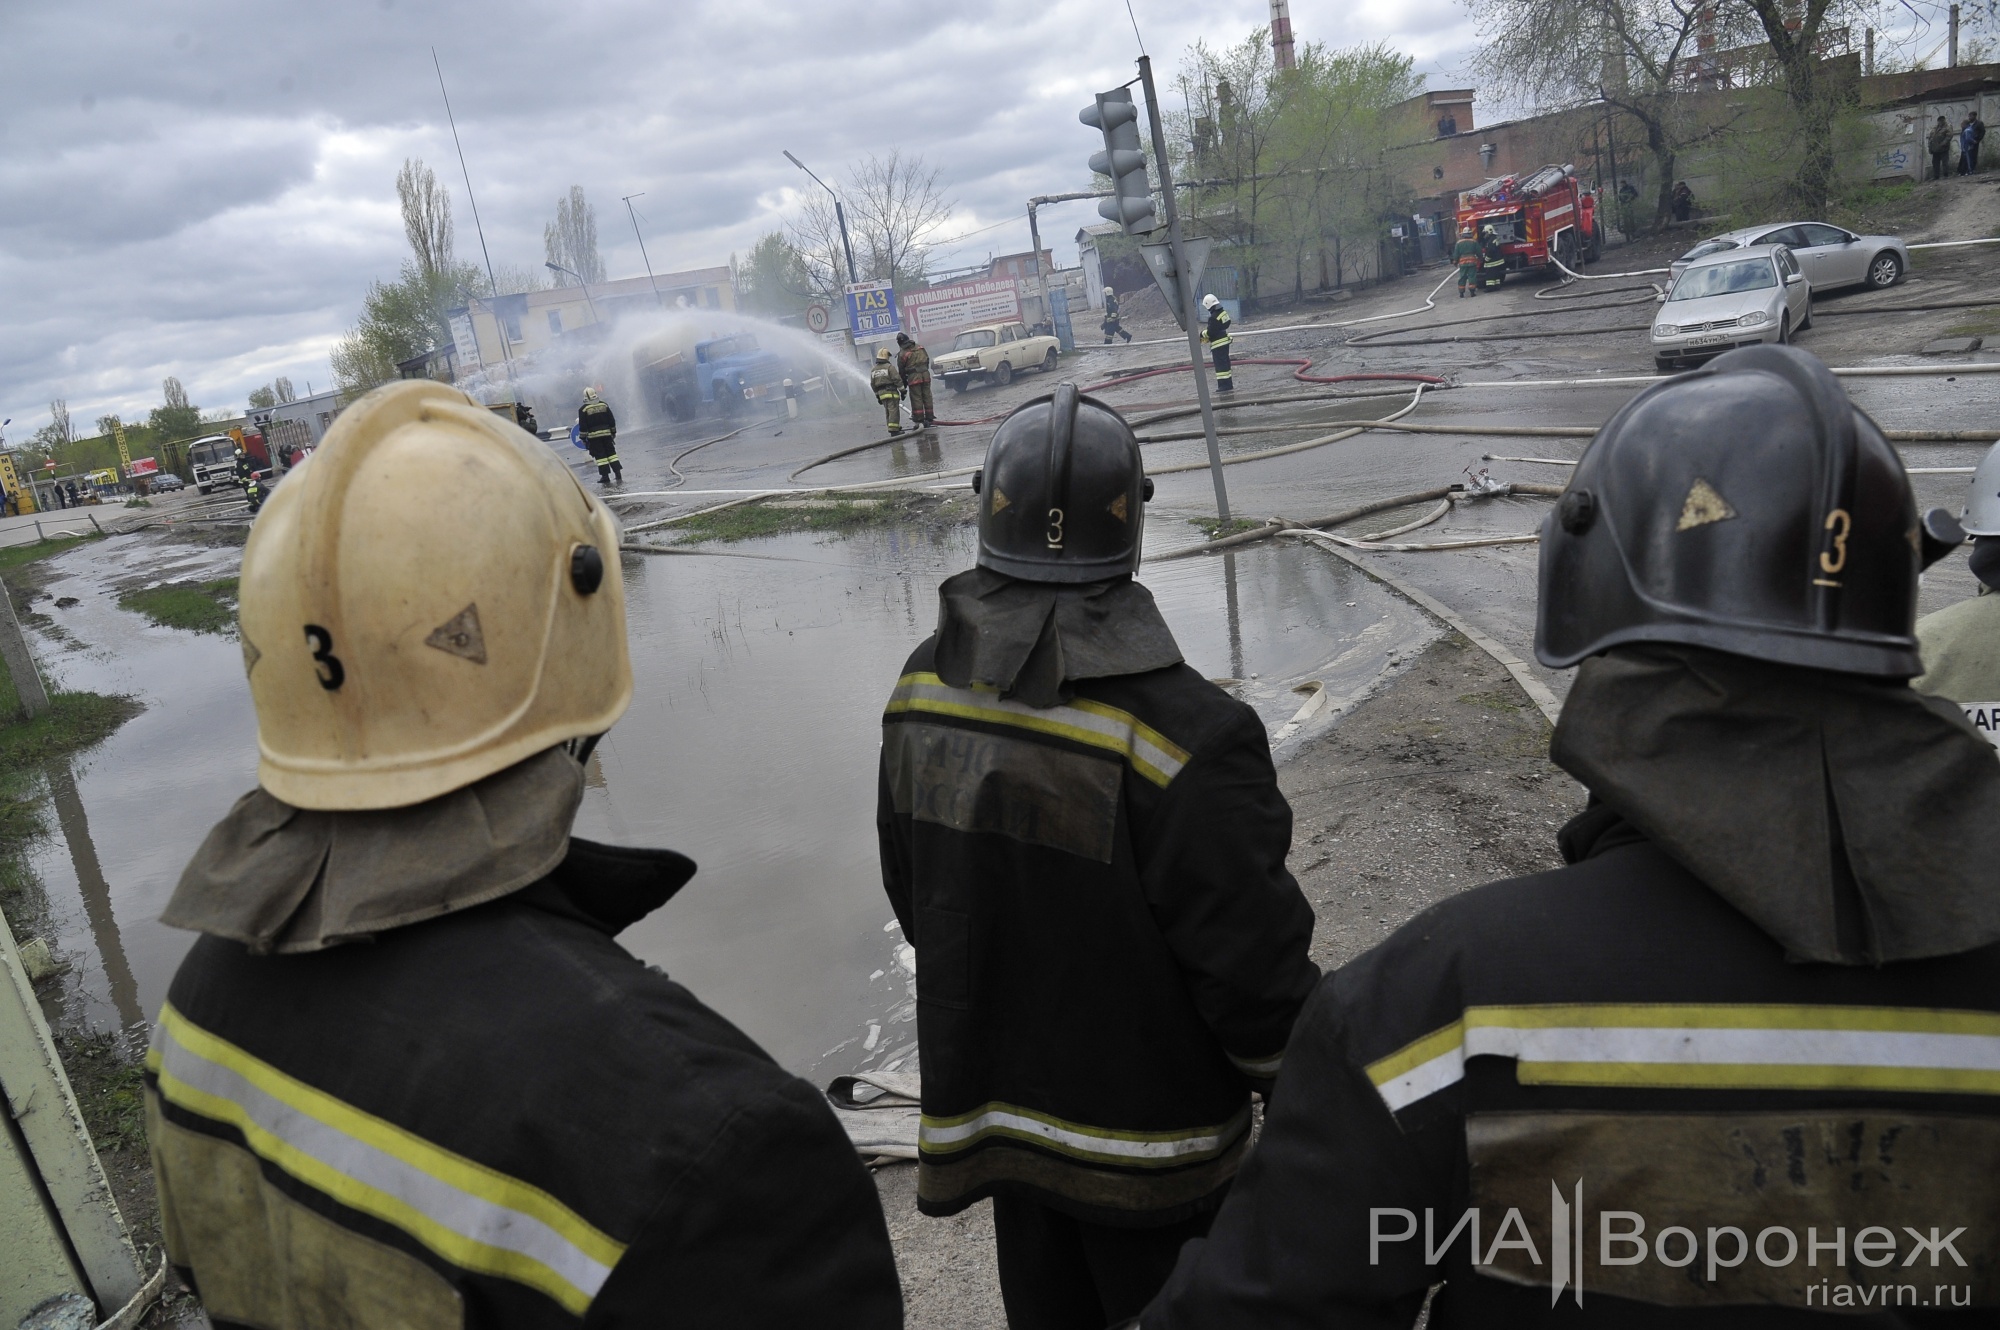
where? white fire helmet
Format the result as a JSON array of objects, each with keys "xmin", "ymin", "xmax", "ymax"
[
  {"xmin": 1103, "ymin": 285, "xmax": 1114, "ymax": 296},
  {"xmin": 238, "ymin": 380, "xmax": 631, "ymax": 810},
  {"xmin": 1964, "ymin": 438, "xmax": 2000, "ymax": 537},
  {"xmin": 1202, "ymin": 293, "xmax": 1221, "ymax": 310}
]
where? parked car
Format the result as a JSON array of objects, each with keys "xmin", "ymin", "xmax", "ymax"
[
  {"xmin": 1651, "ymin": 244, "xmax": 1812, "ymax": 372},
  {"xmin": 148, "ymin": 473, "xmax": 186, "ymax": 493},
  {"xmin": 1667, "ymin": 222, "xmax": 1907, "ymax": 295},
  {"xmin": 934, "ymin": 322, "xmax": 1061, "ymax": 392}
]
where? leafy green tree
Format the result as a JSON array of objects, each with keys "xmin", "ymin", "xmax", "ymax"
[
  {"xmin": 149, "ymin": 377, "xmax": 201, "ymax": 442},
  {"xmin": 1168, "ymin": 31, "xmax": 1420, "ymax": 299},
  {"xmin": 736, "ymin": 232, "xmax": 813, "ymax": 318},
  {"xmin": 247, "ymin": 383, "xmax": 277, "ymax": 409}
]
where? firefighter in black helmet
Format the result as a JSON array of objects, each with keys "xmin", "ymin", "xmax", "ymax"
[
  {"xmin": 877, "ymin": 383, "xmax": 1318, "ymax": 1329},
  {"xmin": 578, "ymin": 387, "xmax": 620, "ymax": 485},
  {"xmin": 1140, "ymin": 344, "xmax": 2000, "ymax": 1327}
]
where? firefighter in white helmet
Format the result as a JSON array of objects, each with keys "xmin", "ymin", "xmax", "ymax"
[
  {"xmin": 1199, "ymin": 293, "xmax": 1232, "ymax": 393},
  {"xmin": 1101, "ymin": 284, "xmax": 1132, "ymax": 344},
  {"xmin": 1915, "ymin": 436, "xmax": 2000, "ymax": 749},
  {"xmin": 145, "ymin": 381, "xmax": 901, "ymax": 1326}
]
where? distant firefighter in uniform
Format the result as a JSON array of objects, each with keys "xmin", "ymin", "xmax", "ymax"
[
  {"xmin": 897, "ymin": 332, "xmax": 934, "ymax": 431},
  {"xmin": 1200, "ymin": 293, "xmax": 1233, "ymax": 394},
  {"xmin": 577, "ymin": 387, "xmax": 621, "ymax": 486},
  {"xmin": 1453, "ymin": 224, "xmax": 1482, "ymax": 297},
  {"xmin": 871, "ymin": 346, "xmax": 904, "ymax": 436},
  {"xmin": 1479, "ymin": 225, "xmax": 1507, "ymax": 289},
  {"xmin": 1915, "ymin": 437, "xmax": 2000, "ymax": 751},
  {"xmin": 1101, "ymin": 286, "xmax": 1133, "ymax": 343}
]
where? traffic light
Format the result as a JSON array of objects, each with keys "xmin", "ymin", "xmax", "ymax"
[{"xmin": 1080, "ymin": 89, "xmax": 1157, "ymax": 236}]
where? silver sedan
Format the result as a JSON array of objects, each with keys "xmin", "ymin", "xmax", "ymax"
[
  {"xmin": 1668, "ymin": 221, "xmax": 1909, "ymax": 294},
  {"xmin": 1652, "ymin": 245, "xmax": 1813, "ymax": 372}
]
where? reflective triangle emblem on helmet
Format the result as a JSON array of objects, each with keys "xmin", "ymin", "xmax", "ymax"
[
  {"xmin": 1108, "ymin": 493, "xmax": 1129, "ymax": 523},
  {"xmin": 991, "ymin": 488, "xmax": 1011, "ymax": 515},
  {"xmin": 425, "ymin": 603, "xmax": 488, "ymax": 665},
  {"xmin": 1677, "ymin": 478, "xmax": 1738, "ymax": 532},
  {"xmin": 241, "ymin": 635, "xmax": 261, "ymax": 676}
]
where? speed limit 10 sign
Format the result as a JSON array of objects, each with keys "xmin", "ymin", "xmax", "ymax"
[{"xmin": 805, "ymin": 303, "xmax": 831, "ymax": 333}]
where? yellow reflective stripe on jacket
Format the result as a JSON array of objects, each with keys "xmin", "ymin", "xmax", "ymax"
[
  {"xmin": 920, "ymin": 1101, "xmax": 1250, "ymax": 1167},
  {"xmin": 148, "ymin": 1002, "xmax": 624, "ymax": 1314},
  {"xmin": 884, "ymin": 671, "xmax": 1190, "ymax": 787},
  {"xmin": 1365, "ymin": 1003, "xmax": 2000, "ymax": 1113}
]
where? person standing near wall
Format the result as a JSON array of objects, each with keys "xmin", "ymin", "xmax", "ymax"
[{"xmin": 1930, "ymin": 115, "xmax": 1955, "ymax": 181}]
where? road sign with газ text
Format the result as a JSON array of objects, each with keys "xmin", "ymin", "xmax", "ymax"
[{"xmin": 845, "ymin": 281, "xmax": 902, "ymax": 338}]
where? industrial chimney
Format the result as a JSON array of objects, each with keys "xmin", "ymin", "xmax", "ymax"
[{"xmin": 1271, "ymin": 0, "xmax": 1297, "ymax": 71}]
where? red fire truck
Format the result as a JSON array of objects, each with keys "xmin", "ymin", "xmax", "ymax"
[{"xmin": 1455, "ymin": 164, "xmax": 1602, "ymax": 282}]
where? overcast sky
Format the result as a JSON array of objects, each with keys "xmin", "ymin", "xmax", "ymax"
[{"xmin": 0, "ymin": 0, "xmax": 1500, "ymax": 437}]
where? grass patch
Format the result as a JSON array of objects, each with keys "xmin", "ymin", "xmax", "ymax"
[
  {"xmin": 54, "ymin": 1030, "xmax": 149, "ymax": 1154},
  {"xmin": 0, "ymin": 692, "xmax": 142, "ymax": 772},
  {"xmin": 1188, "ymin": 516, "xmax": 1266, "ymax": 540},
  {"xmin": 1944, "ymin": 310, "xmax": 2000, "ymax": 338},
  {"xmin": 1458, "ymin": 689, "xmax": 1524, "ymax": 714},
  {"xmin": 0, "ymin": 534, "xmax": 97, "ymax": 576},
  {"xmin": 119, "ymin": 576, "xmax": 238, "ymax": 634}
]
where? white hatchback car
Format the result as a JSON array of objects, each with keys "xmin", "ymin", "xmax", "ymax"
[{"xmin": 1651, "ymin": 244, "xmax": 1812, "ymax": 372}]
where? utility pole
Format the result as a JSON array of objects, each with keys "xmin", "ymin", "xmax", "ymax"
[
  {"xmin": 622, "ymin": 193, "xmax": 665, "ymax": 307},
  {"xmin": 1137, "ymin": 56, "xmax": 1230, "ymax": 522},
  {"xmin": 1949, "ymin": 4, "xmax": 1960, "ymax": 67},
  {"xmin": 1026, "ymin": 191, "xmax": 1105, "ymax": 343}
]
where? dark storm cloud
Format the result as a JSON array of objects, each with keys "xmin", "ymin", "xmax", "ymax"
[{"xmin": 0, "ymin": 0, "xmax": 1475, "ymax": 435}]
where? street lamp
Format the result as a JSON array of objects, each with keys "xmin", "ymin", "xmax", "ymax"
[
  {"xmin": 783, "ymin": 150, "xmax": 859, "ymax": 286},
  {"xmin": 621, "ymin": 193, "xmax": 665, "ymax": 308},
  {"xmin": 545, "ymin": 261, "xmax": 602, "ymax": 324}
]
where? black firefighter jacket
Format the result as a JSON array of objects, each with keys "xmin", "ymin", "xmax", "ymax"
[
  {"xmin": 876, "ymin": 637, "xmax": 1320, "ymax": 1227},
  {"xmin": 1143, "ymin": 807, "xmax": 2000, "ymax": 1328},
  {"xmin": 144, "ymin": 839, "xmax": 903, "ymax": 1329}
]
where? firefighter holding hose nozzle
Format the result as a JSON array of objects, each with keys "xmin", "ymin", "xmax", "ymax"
[
  {"xmin": 897, "ymin": 332, "xmax": 934, "ymax": 431},
  {"xmin": 870, "ymin": 346, "xmax": 904, "ymax": 436}
]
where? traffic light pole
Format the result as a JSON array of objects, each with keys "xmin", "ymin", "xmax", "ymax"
[{"xmin": 1136, "ymin": 56, "xmax": 1230, "ymax": 523}]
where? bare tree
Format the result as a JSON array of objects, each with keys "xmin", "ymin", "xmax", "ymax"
[
  {"xmin": 96, "ymin": 414, "xmax": 122, "ymax": 438},
  {"xmin": 543, "ymin": 187, "xmax": 605, "ymax": 285},
  {"xmin": 845, "ymin": 152, "xmax": 953, "ymax": 286},
  {"xmin": 162, "ymin": 376, "xmax": 190, "ymax": 411},
  {"xmin": 46, "ymin": 399, "xmax": 72, "ymax": 446},
  {"xmin": 397, "ymin": 158, "xmax": 455, "ymax": 282},
  {"xmin": 786, "ymin": 190, "xmax": 853, "ymax": 301},
  {"xmin": 275, "ymin": 376, "xmax": 296, "ymax": 404}
]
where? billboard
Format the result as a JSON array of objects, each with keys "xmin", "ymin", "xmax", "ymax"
[
  {"xmin": 903, "ymin": 278, "xmax": 1024, "ymax": 336},
  {"xmin": 125, "ymin": 457, "xmax": 160, "ymax": 477}
]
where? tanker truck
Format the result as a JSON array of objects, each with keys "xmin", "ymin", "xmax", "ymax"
[{"xmin": 633, "ymin": 328, "xmax": 791, "ymax": 422}]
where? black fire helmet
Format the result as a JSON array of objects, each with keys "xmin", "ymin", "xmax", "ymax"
[
  {"xmin": 971, "ymin": 383, "xmax": 1153, "ymax": 583},
  {"xmin": 1536, "ymin": 344, "xmax": 1963, "ymax": 678}
]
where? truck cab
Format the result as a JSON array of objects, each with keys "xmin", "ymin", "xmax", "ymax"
[{"xmin": 187, "ymin": 434, "xmax": 272, "ymax": 494}]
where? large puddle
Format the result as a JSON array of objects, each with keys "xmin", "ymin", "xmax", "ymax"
[{"xmin": 25, "ymin": 518, "xmax": 1431, "ymax": 1084}]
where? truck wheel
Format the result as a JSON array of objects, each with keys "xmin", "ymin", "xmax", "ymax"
[
  {"xmin": 995, "ymin": 361, "xmax": 1013, "ymax": 387},
  {"xmin": 1041, "ymin": 349, "xmax": 1058, "ymax": 372},
  {"xmin": 1585, "ymin": 219, "xmax": 1604, "ymax": 262}
]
